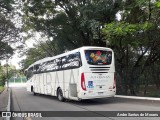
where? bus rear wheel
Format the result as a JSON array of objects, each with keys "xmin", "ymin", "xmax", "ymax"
[{"xmin": 57, "ymin": 88, "xmax": 65, "ymax": 102}]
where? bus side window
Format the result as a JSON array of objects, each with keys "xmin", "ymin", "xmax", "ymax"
[
  {"xmin": 34, "ymin": 64, "xmax": 40, "ymax": 74},
  {"xmin": 69, "ymin": 52, "xmax": 81, "ymax": 68},
  {"xmin": 73, "ymin": 52, "xmax": 81, "ymax": 67},
  {"xmin": 37, "ymin": 64, "xmax": 42, "ymax": 73},
  {"xmin": 61, "ymin": 56, "xmax": 68, "ymax": 70},
  {"xmin": 55, "ymin": 58, "xmax": 62, "ymax": 71},
  {"xmin": 26, "ymin": 67, "xmax": 33, "ymax": 80},
  {"xmin": 51, "ymin": 60, "xmax": 57, "ymax": 71},
  {"xmin": 39, "ymin": 62, "xmax": 47, "ymax": 73},
  {"xmin": 33, "ymin": 65, "xmax": 36, "ymax": 74},
  {"xmin": 61, "ymin": 52, "xmax": 81, "ymax": 70}
]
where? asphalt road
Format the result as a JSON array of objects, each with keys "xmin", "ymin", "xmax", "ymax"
[{"xmin": 10, "ymin": 87, "xmax": 160, "ymax": 120}]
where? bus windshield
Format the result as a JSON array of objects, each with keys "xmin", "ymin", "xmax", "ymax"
[{"xmin": 84, "ymin": 50, "xmax": 112, "ymax": 65}]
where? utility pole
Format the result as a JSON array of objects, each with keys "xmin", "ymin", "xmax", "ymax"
[
  {"xmin": 6, "ymin": 59, "xmax": 9, "ymax": 91},
  {"xmin": 14, "ymin": 71, "xmax": 15, "ymax": 83}
]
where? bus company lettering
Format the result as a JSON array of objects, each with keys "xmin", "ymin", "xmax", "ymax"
[{"xmin": 90, "ymin": 76, "xmax": 110, "ymax": 79}]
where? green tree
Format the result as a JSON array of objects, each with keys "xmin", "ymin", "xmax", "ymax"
[
  {"xmin": 0, "ymin": 65, "xmax": 6, "ymax": 86},
  {"xmin": 0, "ymin": 0, "xmax": 22, "ymax": 60},
  {"xmin": 0, "ymin": 0, "xmax": 23, "ymax": 86},
  {"xmin": 22, "ymin": 0, "xmax": 121, "ymax": 53},
  {"xmin": 20, "ymin": 40, "xmax": 56, "ymax": 70},
  {"xmin": 102, "ymin": 0, "xmax": 160, "ymax": 95},
  {"xmin": 0, "ymin": 63, "xmax": 16, "ymax": 86}
]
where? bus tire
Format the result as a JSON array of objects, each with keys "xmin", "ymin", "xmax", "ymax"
[
  {"xmin": 31, "ymin": 86, "xmax": 37, "ymax": 95},
  {"xmin": 57, "ymin": 88, "xmax": 65, "ymax": 102},
  {"xmin": 33, "ymin": 92, "xmax": 37, "ymax": 95}
]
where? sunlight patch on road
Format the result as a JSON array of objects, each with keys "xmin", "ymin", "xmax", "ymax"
[{"xmin": 8, "ymin": 83, "xmax": 26, "ymax": 87}]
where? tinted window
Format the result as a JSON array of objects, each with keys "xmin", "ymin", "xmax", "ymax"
[
  {"xmin": 54, "ymin": 58, "xmax": 62, "ymax": 70},
  {"xmin": 62, "ymin": 52, "xmax": 81, "ymax": 69},
  {"xmin": 26, "ymin": 67, "xmax": 33, "ymax": 79},
  {"xmin": 31, "ymin": 52, "xmax": 81, "ymax": 74},
  {"xmin": 85, "ymin": 50, "xmax": 112, "ymax": 65},
  {"xmin": 33, "ymin": 64, "xmax": 39, "ymax": 74},
  {"xmin": 38, "ymin": 62, "xmax": 47, "ymax": 72},
  {"xmin": 37, "ymin": 58, "xmax": 62, "ymax": 73}
]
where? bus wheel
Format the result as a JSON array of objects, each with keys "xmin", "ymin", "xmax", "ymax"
[
  {"xmin": 31, "ymin": 86, "xmax": 37, "ymax": 95},
  {"xmin": 57, "ymin": 88, "xmax": 65, "ymax": 102},
  {"xmin": 33, "ymin": 92, "xmax": 37, "ymax": 95}
]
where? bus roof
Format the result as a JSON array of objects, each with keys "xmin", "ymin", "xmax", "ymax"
[{"xmin": 26, "ymin": 46, "xmax": 113, "ymax": 70}]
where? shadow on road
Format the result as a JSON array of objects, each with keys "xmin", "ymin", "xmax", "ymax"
[
  {"xmin": 27, "ymin": 92, "xmax": 160, "ymax": 107},
  {"xmin": 27, "ymin": 92, "xmax": 127, "ymax": 105},
  {"xmin": 13, "ymin": 87, "xmax": 160, "ymax": 107}
]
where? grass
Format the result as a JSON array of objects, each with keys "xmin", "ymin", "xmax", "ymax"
[{"xmin": 0, "ymin": 86, "xmax": 4, "ymax": 93}]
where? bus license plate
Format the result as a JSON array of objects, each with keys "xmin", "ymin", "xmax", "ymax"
[{"xmin": 98, "ymin": 92, "xmax": 103, "ymax": 95}]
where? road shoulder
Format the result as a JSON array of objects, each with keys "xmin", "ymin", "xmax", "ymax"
[{"xmin": 0, "ymin": 88, "xmax": 10, "ymax": 111}]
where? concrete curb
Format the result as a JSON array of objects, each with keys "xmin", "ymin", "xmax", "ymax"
[
  {"xmin": 6, "ymin": 89, "xmax": 11, "ymax": 120},
  {"xmin": 115, "ymin": 95, "xmax": 160, "ymax": 101}
]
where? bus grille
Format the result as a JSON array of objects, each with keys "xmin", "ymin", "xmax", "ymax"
[{"xmin": 89, "ymin": 67, "xmax": 110, "ymax": 73}]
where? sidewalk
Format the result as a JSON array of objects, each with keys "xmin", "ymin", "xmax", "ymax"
[{"xmin": 0, "ymin": 88, "xmax": 10, "ymax": 111}]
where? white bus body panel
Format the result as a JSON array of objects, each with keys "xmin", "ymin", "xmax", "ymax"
[
  {"xmin": 26, "ymin": 79, "xmax": 33, "ymax": 92},
  {"xmin": 31, "ymin": 69, "xmax": 80, "ymax": 99},
  {"xmin": 77, "ymin": 47, "xmax": 116, "ymax": 99}
]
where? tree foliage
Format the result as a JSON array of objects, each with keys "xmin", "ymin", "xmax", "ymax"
[
  {"xmin": 20, "ymin": 40, "xmax": 56, "ymax": 70},
  {"xmin": 102, "ymin": 0, "xmax": 160, "ymax": 95},
  {"xmin": 0, "ymin": 0, "xmax": 22, "ymax": 60},
  {"xmin": 22, "ymin": 0, "xmax": 121, "ymax": 53},
  {"xmin": 0, "ymin": 63, "xmax": 16, "ymax": 86}
]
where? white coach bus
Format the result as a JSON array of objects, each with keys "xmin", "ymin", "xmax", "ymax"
[{"xmin": 26, "ymin": 46, "xmax": 116, "ymax": 101}]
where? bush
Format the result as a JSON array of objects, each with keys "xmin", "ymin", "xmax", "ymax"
[
  {"xmin": 0, "ymin": 86, "xmax": 4, "ymax": 93},
  {"xmin": 0, "ymin": 75, "xmax": 6, "ymax": 86}
]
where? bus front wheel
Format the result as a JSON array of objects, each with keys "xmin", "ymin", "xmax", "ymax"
[
  {"xmin": 31, "ymin": 86, "xmax": 37, "ymax": 95},
  {"xmin": 57, "ymin": 88, "xmax": 65, "ymax": 102}
]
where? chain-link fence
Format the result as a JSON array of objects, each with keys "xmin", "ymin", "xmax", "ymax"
[{"xmin": 9, "ymin": 76, "xmax": 27, "ymax": 83}]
